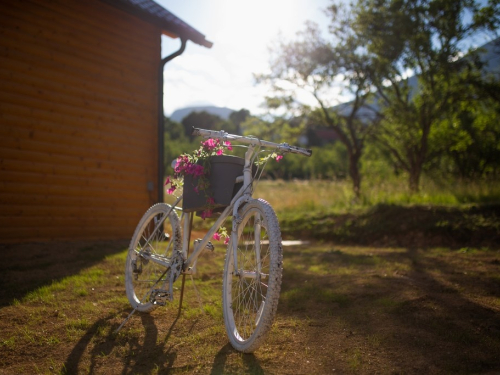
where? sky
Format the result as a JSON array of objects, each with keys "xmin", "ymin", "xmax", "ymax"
[{"xmin": 155, "ymin": 0, "xmax": 332, "ymax": 116}]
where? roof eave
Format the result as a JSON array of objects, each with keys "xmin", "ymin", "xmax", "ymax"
[{"xmin": 100, "ymin": 0, "xmax": 213, "ymax": 48}]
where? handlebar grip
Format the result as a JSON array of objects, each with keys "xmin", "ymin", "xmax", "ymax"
[{"xmin": 289, "ymin": 145, "xmax": 313, "ymax": 157}]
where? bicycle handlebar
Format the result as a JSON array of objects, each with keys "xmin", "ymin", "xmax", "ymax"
[{"xmin": 191, "ymin": 127, "xmax": 313, "ymax": 157}]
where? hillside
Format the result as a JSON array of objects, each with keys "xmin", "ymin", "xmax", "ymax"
[{"xmin": 169, "ymin": 105, "xmax": 235, "ymax": 123}]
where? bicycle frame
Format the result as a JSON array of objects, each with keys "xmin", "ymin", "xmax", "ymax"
[
  {"xmin": 146, "ymin": 128, "xmax": 311, "ymax": 277},
  {"xmin": 182, "ymin": 143, "xmax": 256, "ymax": 275},
  {"xmin": 119, "ymin": 127, "xmax": 312, "ymax": 338}
]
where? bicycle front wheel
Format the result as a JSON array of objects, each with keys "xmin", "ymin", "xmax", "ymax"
[
  {"xmin": 222, "ymin": 198, "xmax": 283, "ymax": 352},
  {"xmin": 125, "ymin": 203, "xmax": 181, "ymax": 312}
]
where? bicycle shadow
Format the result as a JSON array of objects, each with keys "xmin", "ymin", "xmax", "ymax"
[
  {"xmin": 62, "ymin": 311, "xmax": 180, "ymax": 375},
  {"xmin": 62, "ymin": 308, "xmax": 264, "ymax": 374},
  {"xmin": 210, "ymin": 343, "xmax": 264, "ymax": 375}
]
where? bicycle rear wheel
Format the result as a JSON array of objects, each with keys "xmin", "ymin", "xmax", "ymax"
[
  {"xmin": 222, "ymin": 198, "xmax": 283, "ymax": 352},
  {"xmin": 125, "ymin": 203, "xmax": 181, "ymax": 312}
]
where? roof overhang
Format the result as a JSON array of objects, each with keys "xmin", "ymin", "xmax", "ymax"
[{"xmin": 100, "ymin": 0, "xmax": 213, "ymax": 48}]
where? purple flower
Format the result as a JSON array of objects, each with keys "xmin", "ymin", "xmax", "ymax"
[
  {"xmin": 200, "ymin": 209, "xmax": 213, "ymax": 220},
  {"xmin": 193, "ymin": 165, "xmax": 204, "ymax": 176}
]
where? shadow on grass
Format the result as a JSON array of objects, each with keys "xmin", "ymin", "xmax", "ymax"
[
  {"xmin": 280, "ymin": 203, "xmax": 500, "ymax": 249},
  {"xmin": 0, "ymin": 240, "xmax": 129, "ymax": 307},
  {"xmin": 61, "ymin": 308, "xmax": 263, "ymax": 374},
  {"xmin": 210, "ymin": 343, "xmax": 264, "ymax": 375},
  {"xmin": 278, "ymin": 244, "xmax": 500, "ymax": 373},
  {"xmin": 62, "ymin": 311, "xmax": 180, "ymax": 375}
]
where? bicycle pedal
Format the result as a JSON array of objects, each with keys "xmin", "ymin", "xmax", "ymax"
[{"xmin": 149, "ymin": 289, "xmax": 171, "ymax": 306}]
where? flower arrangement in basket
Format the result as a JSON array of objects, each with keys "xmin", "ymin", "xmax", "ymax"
[
  {"xmin": 165, "ymin": 138, "xmax": 234, "ymax": 243},
  {"xmin": 165, "ymin": 137, "xmax": 283, "ymax": 244}
]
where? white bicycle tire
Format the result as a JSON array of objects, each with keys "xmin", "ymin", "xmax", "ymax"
[
  {"xmin": 125, "ymin": 203, "xmax": 181, "ymax": 312},
  {"xmin": 222, "ymin": 198, "xmax": 283, "ymax": 352}
]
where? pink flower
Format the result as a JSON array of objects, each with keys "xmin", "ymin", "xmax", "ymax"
[
  {"xmin": 213, "ymin": 232, "xmax": 221, "ymax": 241},
  {"xmin": 167, "ymin": 186, "xmax": 176, "ymax": 195},
  {"xmin": 200, "ymin": 209, "xmax": 212, "ymax": 220},
  {"xmin": 224, "ymin": 141, "xmax": 232, "ymax": 151},
  {"xmin": 203, "ymin": 139, "xmax": 216, "ymax": 150},
  {"xmin": 217, "ymin": 149, "xmax": 223, "ymax": 156},
  {"xmin": 224, "ymin": 237, "xmax": 230, "ymax": 245},
  {"xmin": 164, "ymin": 176, "xmax": 171, "ymax": 186},
  {"xmin": 276, "ymin": 155, "xmax": 283, "ymax": 162},
  {"xmin": 207, "ymin": 197, "xmax": 215, "ymax": 205},
  {"xmin": 193, "ymin": 165, "xmax": 204, "ymax": 176}
]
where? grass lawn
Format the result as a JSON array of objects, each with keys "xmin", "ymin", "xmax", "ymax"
[
  {"xmin": 1, "ymin": 237, "xmax": 499, "ymax": 374},
  {"xmin": 2, "ymin": 180, "xmax": 500, "ymax": 374}
]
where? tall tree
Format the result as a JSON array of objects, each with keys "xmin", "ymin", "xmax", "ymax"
[
  {"xmin": 257, "ymin": 18, "xmax": 380, "ymax": 197},
  {"xmin": 352, "ymin": 0, "xmax": 500, "ymax": 191}
]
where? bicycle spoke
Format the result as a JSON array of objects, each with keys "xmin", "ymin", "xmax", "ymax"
[{"xmin": 125, "ymin": 204, "xmax": 181, "ymax": 313}]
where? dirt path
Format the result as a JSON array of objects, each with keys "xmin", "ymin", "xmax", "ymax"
[{"xmin": 1, "ymin": 240, "xmax": 499, "ymax": 374}]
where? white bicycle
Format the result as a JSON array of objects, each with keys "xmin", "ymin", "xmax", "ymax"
[{"xmin": 122, "ymin": 128, "xmax": 311, "ymax": 352}]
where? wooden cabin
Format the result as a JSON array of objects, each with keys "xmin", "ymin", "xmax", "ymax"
[{"xmin": 0, "ymin": 0, "xmax": 212, "ymax": 242}]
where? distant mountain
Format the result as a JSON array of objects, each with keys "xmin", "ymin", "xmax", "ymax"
[{"xmin": 169, "ymin": 106, "xmax": 235, "ymax": 123}]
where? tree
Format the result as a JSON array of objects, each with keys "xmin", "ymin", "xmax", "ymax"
[
  {"xmin": 228, "ymin": 109, "xmax": 250, "ymax": 134},
  {"xmin": 181, "ymin": 111, "xmax": 226, "ymax": 138},
  {"xmin": 257, "ymin": 17, "xmax": 380, "ymax": 198},
  {"xmin": 441, "ymin": 99, "xmax": 500, "ymax": 179},
  {"xmin": 164, "ymin": 117, "xmax": 192, "ymax": 177},
  {"xmin": 240, "ymin": 114, "xmax": 306, "ymax": 144},
  {"xmin": 164, "ymin": 116, "xmax": 186, "ymax": 141},
  {"xmin": 352, "ymin": 0, "xmax": 500, "ymax": 191}
]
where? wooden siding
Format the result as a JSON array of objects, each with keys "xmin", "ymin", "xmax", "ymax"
[{"xmin": 0, "ymin": 0, "xmax": 161, "ymax": 241}]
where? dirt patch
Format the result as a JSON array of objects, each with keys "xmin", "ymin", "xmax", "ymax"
[{"xmin": 0, "ymin": 236, "xmax": 499, "ymax": 374}]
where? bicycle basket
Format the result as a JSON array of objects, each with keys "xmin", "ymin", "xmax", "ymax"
[{"xmin": 182, "ymin": 155, "xmax": 246, "ymax": 213}]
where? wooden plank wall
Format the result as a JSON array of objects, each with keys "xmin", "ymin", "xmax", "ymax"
[{"xmin": 0, "ymin": 0, "xmax": 161, "ymax": 242}]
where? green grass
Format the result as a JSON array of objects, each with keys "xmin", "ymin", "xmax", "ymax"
[
  {"xmin": 187, "ymin": 178, "xmax": 499, "ymax": 247},
  {"xmin": 190, "ymin": 178, "xmax": 500, "ymax": 246},
  {"xmin": 2, "ymin": 179, "xmax": 500, "ymax": 374},
  {"xmin": 21, "ymin": 267, "xmax": 107, "ymax": 304},
  {"xmin": 254, "ymin": 177, "xmax": 500, "ymax": 214},
  {"xmin": 277, "ymin": 201, "xmax": 500, "ymax": 247}
]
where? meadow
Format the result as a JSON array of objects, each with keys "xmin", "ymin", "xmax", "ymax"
[
  {"xmin": 253, "ymin": 177, "xmax": 500, "ymax": 213},
  {"xmin": 1, "ymin": 179, "xmax": 499, "ymax": 374}
]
